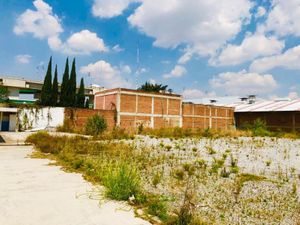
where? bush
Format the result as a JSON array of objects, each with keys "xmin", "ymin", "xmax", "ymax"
[
  {"xmin": 97, "ymin": 127, "xmax": 134, "ymax": 140},
  {"xmin": 102, "ymin": 162, "xmax": 141, "ymax": 201},
  {"xmin": 26, "ymin": 131, "xmax": 66, "ymax": 154},
  {"xmin": 147, "ymin": 196, "xmax": 169, "ymax": 221},
  {"xmin": 85, "ymin": 114, "xmax": 107, "ymax": 136}
]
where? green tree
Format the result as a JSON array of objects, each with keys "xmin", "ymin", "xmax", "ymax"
[
  {"xmin": 85, "ymin": 98, "xmax": 90, "ymax": 108},
  {"xmin": 76, "ymin": 78, "xmax": 85, "ymax": 108},
  {"xmin": 67, "ymin": 58, "xmax": 77, "ymax": 107},
  {"xmin": 41, "ymin": 57, "xmax": 52, "ymax": 106},
  {"xmin": 0, "ymin": 86, "xmax": 8, "ymax": 102},
  {"xmin": 85, "ymin": 114, "xmax": 107, "ymax": 136},
  {"xmin": 60, "ymin": 58, "xmax": 69, "ymax": 106},
  {"xmin": 138, "ymin": 82, "xmax": 169, "ymax": 93},
  {"xmin": 51, "ymin": 65, "xmax": 59, "ymax": 106}
]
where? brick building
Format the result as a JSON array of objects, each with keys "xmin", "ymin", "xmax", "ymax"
[
  {"xmin": 94, "ymin": 88, "xmax": 234, "ymax": 130},
  {"xmin": 182, "ymin": 103, "xmax": 234, "ymax": 130},
  {"xmin": 94, "ymin": 88, "xmax": 182, "ymax": 130}
]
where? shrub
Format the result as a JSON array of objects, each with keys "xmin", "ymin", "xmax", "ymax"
[
  {"xmin": 147, "ymin": 196, "xmax": 169, "ymax": 221},
  {"xmin": 102, "ymin": 162, "xmax": 141, "ymax": 201},
  {"xmin": 85, "ymin": 114, "xmax": 107, "ymax": 136},
  {"xmin": 93, "ymin": 127, "xmax": 134, "ymax": 140},
  {"xmin": 26, "ymin": 131, "xmax": 65, "ymax": 154}
]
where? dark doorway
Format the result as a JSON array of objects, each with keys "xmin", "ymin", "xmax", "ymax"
[{"xmin": 1, "ymin": 113, "xmax": 9, "ymax": 131}]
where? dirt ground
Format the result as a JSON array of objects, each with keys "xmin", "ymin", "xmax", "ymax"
[{"xmin": 0, "ymin": 144, "xmax": 150, "ymax": 225}]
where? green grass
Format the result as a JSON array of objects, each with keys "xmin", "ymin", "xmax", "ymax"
[
  {"xmin": 26, "ymin": 131, "xmax": 169, "ymax": 222},
  {"xmin": 102, "ymin": 162, "xmax": 141, "ymax": 201}
]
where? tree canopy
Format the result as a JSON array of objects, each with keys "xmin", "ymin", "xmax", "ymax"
[
  {"xmin": 60, "ymin": 58, "xmax": 69, "ymax": 106},
  {"xmin": 39, "ymin": 57, "xmax": 86, "ymax": 108},
  {"xmin": 138, "ymin": 82, "xmax": 172, "ymax": 93},
  {"xmin": 51, "ymin": 65, "xmax": 59, "ymax": 106},
  {"xmin": 40, "ymin": 57, "xmax": 52, "ymax": 106},
  {"xmin": 76, "ymin": 78, "xmax": 85, "ymax": 108},
  {"xmin": 67, "ymin": 58, "xmax": 77, "ymax": 106}
]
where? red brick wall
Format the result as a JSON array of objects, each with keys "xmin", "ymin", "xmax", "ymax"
[
  {"xmin": 154, "ymin": 117, "xmax": 180, "ymax": 129},
  {"xmin": 168, "ymin": 99, "xmax": 181, "ymax": 115},
  {"xmin": 105, "ymin": 94, "xmax": 117, "ymax": 110},
  {"xmin": 182, "ymin": 103, "xmax": 234, "ymax": 130},
  {"xmin": 120, "ymin": 115, "xmax": 151, "ymax": 130},
  {"xmin": 154, "ymin": 98, "xmax": 167, "ymax": 115},
  {"xmin": 95, "ymin": 94, "xmax": 117, "ymax": 110},
  {"xmin": 64, "ymin": 108, "xmax": 116, "ymax": 130},
  {"xmin": 120, "ymin": 94, "xmax": 136, "ymax": 113},
  {"xmin": 95, "ymin": 96, "xmax": 105, "ymax": 110},
  {"xmin": 137, "ymin": 96, "xmax": 152, "ymax": 114}
]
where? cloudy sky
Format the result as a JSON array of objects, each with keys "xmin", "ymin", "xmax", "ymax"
[{"xmin": 0, "ymin": 0, "xmax": 299, "ymax": 99}]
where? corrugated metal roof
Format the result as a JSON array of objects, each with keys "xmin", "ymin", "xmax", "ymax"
[{"xmin": 230, "ymin": 99, "xmax": 300, "ymax": 112}]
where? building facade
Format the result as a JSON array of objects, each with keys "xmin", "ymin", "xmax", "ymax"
[
  {"xmin": 0, "ymin": 76, "xmax": 104, "ymax": 106},
  {"xmin": 232, "ymin": 99, "xmax": 300, "ymax": 132},
  {"xmin": 94, "ymin": 88, "xmax": 235, "ymax": 130},
  {"xmin": 182, "ymin": 102, "xmax": 234, "ymax": 130},
  {"xmin": 95, "ymin": 88, "xmax": 182, "ymax": 130}
]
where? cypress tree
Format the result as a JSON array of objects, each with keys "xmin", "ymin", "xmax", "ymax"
[
  {"xmin": 76, "ymin": 78, "xmax": 85, "ymax": 108},
  {"xmin": 85, "ymin": 98, "xmax": 90, "ymax": 108},
  {"xmin": 60, "ymin": 58, "xmax": 69, "ymax": 106},
  {"xmin": 41, "ymin": 57, "xmax": 52, "ymax": 106},
  {"xmin": 68, "ymin": 58, "xmax": 77, "ymax": 107},
  {"xmin": 51, "ymin": 65, "xmax": 59, "ymax": 106}
]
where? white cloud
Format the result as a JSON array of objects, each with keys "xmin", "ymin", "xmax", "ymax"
[
  {"xmin": 163, "ymin": 65, "xmax": 187, "ymax": 79},
  {"xmin": 49, "ymin": 30, "xmax": 107, "ymax": 55},
  {"xmin": 213, "ymin": 33, "xmax": 284, "ymax": 66},
  {"xmin": 209, "ymin": 70, "xmax": 277, "ymax": 95},
  {"xmin": 112, "ymin": 44, "xmax": 124, "ymax": 52},
  {"xmin": 255, "ymin": 6, "xmax": 266, "ymax": 18},
  {"xmin": 14, "ymin": 0, "xmax": 63, "ymax": 39},
  {"xmin": 149, "ymin": 79, "xmax": 156, "ymax": 84},
  {"xmin": 80, "ymin": 60, "xmax": 132, "ymax": 88},
  {"xmin": 14, "ymin": 1, "xmax": 107, "ymax": 55},
  {"xmin": 128, "ymin": 0, "xmax": 253, "ymax": 57},
  {"xmin": 250, "ymin": 45, "xmax": 300, "ymax": 73},
  {"xmin": 15, "ymin": 54, "xmax": 32, "ymax": 64},
  {"xmin": 178, "ymin": 48, "xmax": 194, "ymax": 64},
  {"xmin": 182, "ymin": 89, "xmax": 216, "ymax": 100},
  {"xmin": 92, "ymin": 0, "xmax": 137, "ymax": 18},
  {"xmin": 121, "ymin": 65, "xmax": 132, "ymax": 74},
  {"xmin": 264, "ymin": 0, "xmax": 300, "ymax": 37}
]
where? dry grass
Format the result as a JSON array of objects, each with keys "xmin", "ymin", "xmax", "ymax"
[{"xmin": 27, "ymin": 132, "xmax": 300, "ymax": 225}]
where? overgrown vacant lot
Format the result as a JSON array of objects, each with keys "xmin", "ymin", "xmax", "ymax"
[{"xmin": 27, "ymin": 132, "xmax": 300, "ymax": 225}]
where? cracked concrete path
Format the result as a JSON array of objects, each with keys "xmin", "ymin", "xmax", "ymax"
[{"xmin": 0, "ymin": 145, "xmax": 151, "ymax": 225}]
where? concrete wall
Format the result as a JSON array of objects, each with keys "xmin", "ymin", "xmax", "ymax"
[
  {"xmin": 182, "ymin": 103, "xmax": 234, "ymax": 130},
  {"xmin": 235, "ymin": 111, "xmax": 300, "ymax": 132},
  {"xmin": 18, "ymin": 107, "xmax": 65, "ymax": 131}
]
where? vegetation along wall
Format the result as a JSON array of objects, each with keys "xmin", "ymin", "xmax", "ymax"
[
  {"xmin": 64, "ymin": 108, "xmax": 116, "ymax": 130},
  {"xmin": 235, "ymin": 111, "xmax": 300, "ymax": 132}
]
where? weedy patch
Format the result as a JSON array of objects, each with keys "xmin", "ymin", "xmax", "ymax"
[{"xmin": 27, "ymin": 132, "xmax": 300, "ymax": 225}]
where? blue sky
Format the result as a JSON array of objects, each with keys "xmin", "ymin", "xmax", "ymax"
[{"xmin": 0, "ymin": 0, "xmax": 299, "ymax": 99}]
